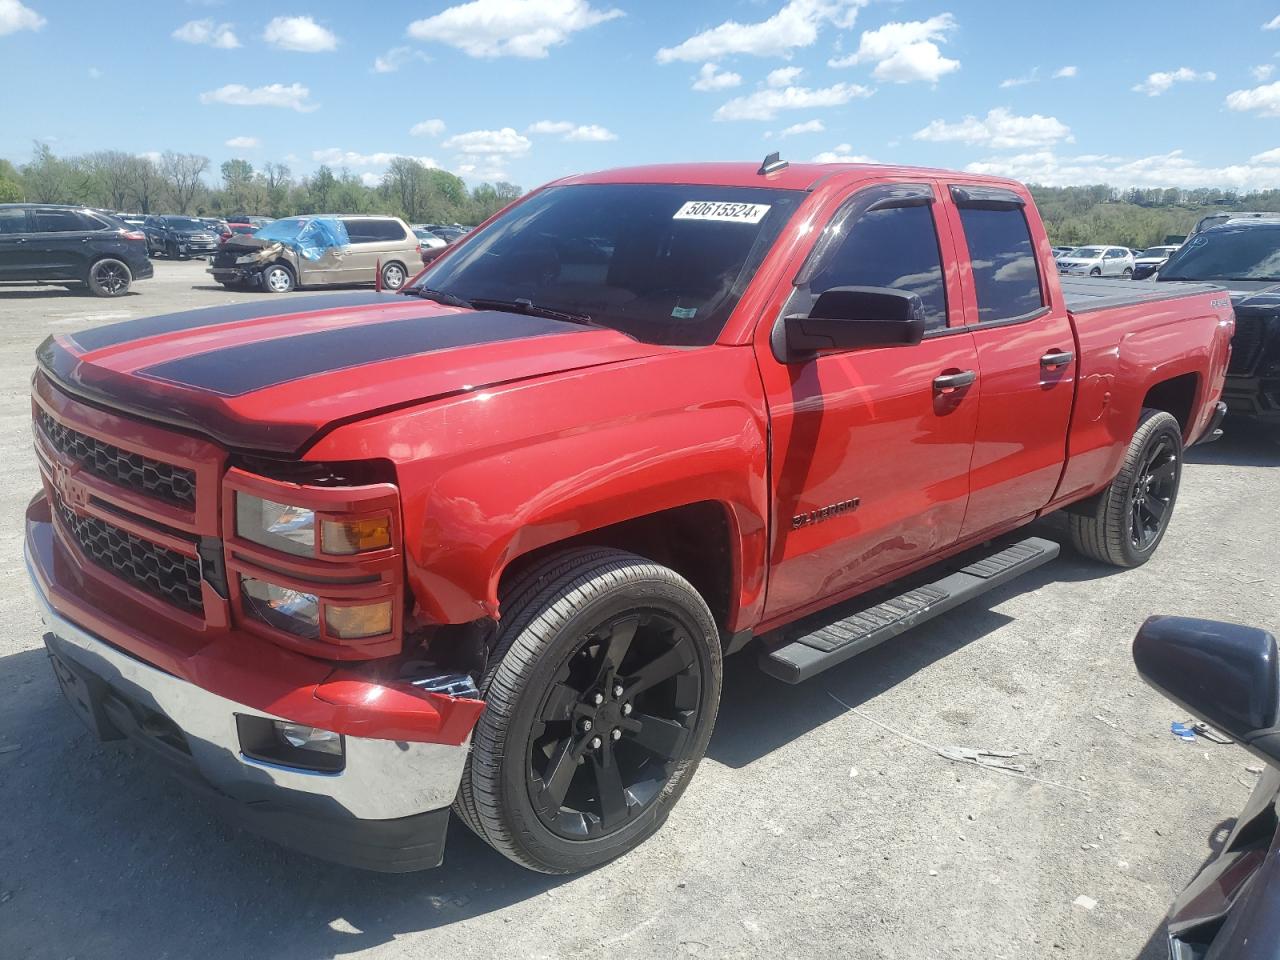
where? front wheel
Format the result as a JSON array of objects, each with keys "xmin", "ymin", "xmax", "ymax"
[
  {"xmin": 1068, "ymin": 408, "xmax": 1183, "ymax": 567},
  {"xmin": 1089, "ymin": 267, "xmax": 1102, "ymax": 277},
  {"xmin": 86, "ymin": 259, "xmax": 132, "ymax": 297},
  {"xmin": 261, "ymin": 263, "xmax": 295, "ymax": 293},
  {"xmin": 456, "ymin": 548, "xmax": 723, "ymax": 874},
  {"xmin": 1123, "ymin": 267, "xmax": 1133, "ymax": 278}
]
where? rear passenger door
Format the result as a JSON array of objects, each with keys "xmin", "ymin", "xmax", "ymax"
[
  {"xmin": 29, "ymin": 208, "xmax": 98, "ymax": 279},
  {"xmin": 941, "ymin": 184, "xmax": 1076, "ymax": 539},
  {"xmin": 0, "ymin": 207, "xmax": 33, "ymax": 278}
]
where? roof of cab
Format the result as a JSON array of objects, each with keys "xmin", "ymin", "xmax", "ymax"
[{"xmin": 555, "ymin": 161, "xmax": 1025, "ymax": 192}]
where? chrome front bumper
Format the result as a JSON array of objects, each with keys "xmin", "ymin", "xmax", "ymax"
[{"xmin": 27, "ymin": 548, "xmax": 471, "ymax": 869}]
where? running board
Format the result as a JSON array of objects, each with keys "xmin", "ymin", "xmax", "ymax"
[{"xmin": 760, "ymin": 537, "xmax": 1060, "ymax": 684}]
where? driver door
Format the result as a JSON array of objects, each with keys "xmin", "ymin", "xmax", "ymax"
[{"xmin": 755, "ymin": 181, "xmax": 981, "ymax": 621}]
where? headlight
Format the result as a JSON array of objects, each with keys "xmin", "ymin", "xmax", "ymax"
[{"xmin": 236, "ymin": 493, "xmax": 315, "ymax": 557}]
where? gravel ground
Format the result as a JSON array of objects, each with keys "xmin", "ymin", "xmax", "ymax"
[{"xmin": 1, "ymin": 259, "xmax": 1278, "ymax": 960}]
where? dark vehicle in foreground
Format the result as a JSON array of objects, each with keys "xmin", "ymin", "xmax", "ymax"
[
  {"xmin": 1134, "ymin": 616, "xmax": 1280, "ymax": 959},
  {"xmin": 1191, "ymin": 211, "xmax": 1280, "ymax": 237},
  {"xmin": 1158, "ymin": 221, "xmax": 1280, "ymax": 424},
  {"xmin": 0, "ymin": 203, "xmax": 152, "ymax": 296},
  {"xmin": 1132, "ymin": 244, "xmax": 1181, "ymax": 280},
  {"xmin": 26, "ymin": 161, "xmax": 1230, "ymax": 875},
  {"xmin": 143, "ymin": 216, "xmax": 221, "ymax": 259}
]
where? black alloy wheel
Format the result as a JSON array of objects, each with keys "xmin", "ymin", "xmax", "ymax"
[
  {"xmin": 87, "ymin": 259, "xmax": 131, "ymax": 297},
  {"xmin": 1130, "ymin": 434, "xmax": 1178, "ymax": 550}
]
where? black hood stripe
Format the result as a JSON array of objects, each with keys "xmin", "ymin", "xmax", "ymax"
[
  {"xmin": 70, "ymin": 291, "xmax": 398, "ymax": 352},
  {"xmin": 138, "ymin": 310, "xmax": 581, "ymax": 396}
]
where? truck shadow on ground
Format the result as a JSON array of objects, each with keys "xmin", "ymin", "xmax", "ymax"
[{"xmin": 1185, "ymin": 419, "xmax": 1280, "ymax": 467}]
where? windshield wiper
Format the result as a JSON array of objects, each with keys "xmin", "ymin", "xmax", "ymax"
[
  {"xmin": 467, "ymin": 297, "xmax": 598, "ymax": 327},
  {"xmin": 404, "ymin": 286, "xmax": 474, "ymax": 308}
]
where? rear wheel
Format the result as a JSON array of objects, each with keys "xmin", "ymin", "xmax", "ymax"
[
  {"xmin": 1123, "ymin": 267, "xmax": 1134, "ymax": 278},
  {"xmin": 261, "ymin": 263, "xmax": 295, "ymax": 293},
  {"xmin": 456, "ymin": 548, "xmax": 722, "ymax": 874},
  {"xmin": 86, "ymin": 259, "xmax": 131, "ymax": 297},
  {"xmin": 1089, "ymin": 267, "xmax": 1102, "ymax": 277},
  {"xmin": 1068, "ymin": 408, "xmax": 1183, "ymax": 567},
  {"xmin": 380, "ymin": 261, "xmax": 407, "ymax": 290}
]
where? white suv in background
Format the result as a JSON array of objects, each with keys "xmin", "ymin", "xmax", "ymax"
[{"xmin": 1056, "ymin": 245, "xmax": 1135, "ymax": 278}]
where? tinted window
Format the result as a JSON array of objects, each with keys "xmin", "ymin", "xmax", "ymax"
[
  {"xmin": 1159, "ymin": 226, "xmax": 1280, "ymax": 282},
  {"xmin": 0, "ymin": 208, "xmax": 27, "ymax": 234},
  {"xmin": 346, "ymin": 218, "xmax": 407, "ymax": 243},
  {"xmin": 417, "ymin": 183, "xmax": 803, "ymax": 346},
  {"xmin": 34, "ymin": 209, "xmax": 95, "ymax": 233},
  {"xmin": 808, "ymin": 204, "xmax": 948, "ymax": 332},
  {"xmin": 957, "ymin": 206, "xmax": 1044, "ymax": 323}
]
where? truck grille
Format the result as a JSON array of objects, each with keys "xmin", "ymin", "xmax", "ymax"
[
  {"xmin": 1229, "ymin": 311, "xmax": 1266, "ymax": 376},
  {"xmin": 55, "ymin": 497, "xmax": 204, "ymax": 615},
  {"xmin": 35, "ymin": 408, "xmax": 196, "ymax": 508}
]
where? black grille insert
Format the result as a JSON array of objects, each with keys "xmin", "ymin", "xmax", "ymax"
[
  {"xmin": 1230, "ymin": 311, "xmax": 1266, "ymax": 376},
  {"xmin": 56, "ymin": 499, "xmax": 204, "ymax": 615},
  {"xmin": 36, "ymin": 409, "xmax": 196, "ymax": 508}
]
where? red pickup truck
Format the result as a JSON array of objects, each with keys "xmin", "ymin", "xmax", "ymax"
[{"xmin": 25, "ymin": 160, "xmax": 1232, "ymax": 875}]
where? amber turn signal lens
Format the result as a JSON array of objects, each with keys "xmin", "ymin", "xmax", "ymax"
[
  {"xmin": 321, "ymin": 517, "xmax": 392, "ymax": 555},
  {"xmin": 325, "ymin": 601, "xmax": 393, "ymax": 640}
]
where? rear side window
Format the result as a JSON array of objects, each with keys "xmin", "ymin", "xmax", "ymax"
[
  {"xmin": 0, "ymin": 208, "xmax": 27, "ymax": 234},
  {"xmin": 33, "ymin": 209, "xmax": 98, "ymax": 233},
  {"xmin": 345, "ymin": 218, "xmax": 407, "ymax": 243},
  {"xmin": 956, "ymin": 206, "xmax": 1044, "ymax": 323},
  {"xmin": 808, "ymin": 203, "xmax": 948, "ymax": 332}
]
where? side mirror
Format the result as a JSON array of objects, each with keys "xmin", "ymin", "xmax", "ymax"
[
  {"xmin": 1133, "ymin": 616, "xmax": 1280, "ymax": 766},
  {"xmin": 783, "ymin": 286, "xmax": 926, "ymax": 359}
]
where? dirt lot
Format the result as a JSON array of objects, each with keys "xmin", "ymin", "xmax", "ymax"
[{"xmin": 0, "ymin": 259, "xmax": 1277, "ymax": 960}]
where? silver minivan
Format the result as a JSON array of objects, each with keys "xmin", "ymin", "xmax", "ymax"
[{"xmin": 208, "ymin": 214, "xmax": 421, "ymax": 293}]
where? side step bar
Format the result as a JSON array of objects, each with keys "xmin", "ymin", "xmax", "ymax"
[{"xmin": 760, "ymin": 537, "xmax": 1060, "ymax": 684}]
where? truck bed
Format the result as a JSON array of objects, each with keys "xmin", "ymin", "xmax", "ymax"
[{"xmin": 1061, "ymin": 275, "xmax": 1224, "ymax": 315}]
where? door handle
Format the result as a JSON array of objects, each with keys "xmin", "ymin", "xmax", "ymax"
[
  {"xmin": 933, "ymin": 370, "xmax": 977, "ymax": 394},
  {"xmin": 1040, "ymin": 350, "xmax": 1075, "ymax": 368}
]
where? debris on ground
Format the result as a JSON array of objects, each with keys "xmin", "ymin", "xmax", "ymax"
[
  {"xmin": 937, "ymin": 746, "xmax": 1028, "ymax": 774},
  {"xmin": 1073, "ymin": 895, "xmax": 1097, "ymax": 911},
  {"xmin": 1170, "ymin": 722, "xmax": 1197, "ymax": 742},
  {"xmin": 1093, "ymin": 715, "xmax": 1118, "ymax": 729},
  {"xmin": 1171, "ymin": 720, "xmax": 1232, "ymax": 744}
]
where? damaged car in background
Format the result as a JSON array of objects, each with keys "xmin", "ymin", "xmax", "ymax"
[{"xmin": 208, "ymin": 214, "xmax": 421, "ymax": 293}]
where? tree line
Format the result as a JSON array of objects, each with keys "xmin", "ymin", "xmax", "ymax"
[{"xmin": 0, "ymin": 142, "xmax": 522, "ymax": 226}]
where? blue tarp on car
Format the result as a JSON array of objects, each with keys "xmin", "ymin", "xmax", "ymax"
[{"xmin": 254, "ymin": 217, "xmax": 350, "ymax": 261}]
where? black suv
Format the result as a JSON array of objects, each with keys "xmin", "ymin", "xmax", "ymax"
[
  {"xmin": 1157, "ymin": 221, "xmax": 1280, "ymax": 424},
  {"xmin": 143, "ymin": 215, "xmax": 220, "ymax": 259},
  {"xmin": 0, "ymin": 204, "xmax": 153, "ymax": 297}
]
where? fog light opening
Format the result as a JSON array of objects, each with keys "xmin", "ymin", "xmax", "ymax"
[{"xmin": 235, "ymin": 714, "xmax": 345, "ymax": 772}]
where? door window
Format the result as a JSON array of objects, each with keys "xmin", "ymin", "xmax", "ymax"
[
  {"xmin": 345, "ymin": 218, "xmax": 407, "ymax": 243},
  {"xmin": 33, "ymin": 209, "xmax": 98, "ymax": 233},
  {"xmin": 805, "ymin": 196, "xmax": 949, "ymax": 332},
  {"xmin": 955, "ymin": 204, "xmax": 1044, "ymax": 323},
  {"xmin": 0, "ymin": 208, "xmax": 28, "ymax": 234}
]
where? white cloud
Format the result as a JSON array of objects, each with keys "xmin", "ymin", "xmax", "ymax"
[
  {"xmin": 1132, "ymin": 67, "xmax": 1216, "ymax": 96},
  {"xmin": 199, "ymin": 83, "xmax": 317, "ymax": 112},
  {"xmin": 87, "ymin": 66, "xmax": 102, "ymax": 79},
  {"xmin": 360, "ymin": 172, "xmax": 382, "ymax": 188},
  {"xmin": 225, "ymin": 136, "xmax": 260, "ymax": 149},
  {"xmin": 1054, "ymin": 65, "xmax": 1078, "ymax": 78},
  {"xmin": 780, "ymin": 119, "xmax": 825, "ymax": 136},
  {"xmin": 831, "ymin": 13, "xmax": 959, "ymax": 84},
  {"xmin": 312, "ymin": 148, "xmax": 437, "ymax": 168},
  {"xmin": 263, "ymin": 16, "xmax": 337, "ymax": 52},
  {"xmin": 410, "ymin": 118, "xmax": 446, "ymax": 137},
  {"xmin": 0, "ymin": 0, "xmax": 42, "ymax": 34},
  {"xmin": 1254, "ymin": 64, "xmax": 1276, "ymax": 82},
  {"xmin": 714, "ymin": 81, "xmax": 872, "ymax": 121},
  {"xmin": 373, "ymin": 46, "xmax": 430, "ymax": 72},
  {"xmin": 1000, "ymin": 67, "xmax": 1039, "ymax": 89},
  {"xmin": 692, "ymin": 62, "xmax": 742, "ymax": 91},
  {"xmin": 1227, "ymin": 80, "xmax": 1280, "ymax": 117},
  {"xmin": 657, "ymin": 0, "xmax": 866, "ymax": 63},
  {"xmin": 812, "ymin": 144, "xmax": 875, "ymax": 163},
  {"xmin": 172, "ymin": 18, "xmax": 239, "ymax": 49},
  {"xmin": 914, "ymin": 107, "xmax": 1072, "ymax": 149},
  {"xmin": 1265, "ymin": 14, "xmax": 1280, "ymax": 29},
  {"xmin": 528, "ymin": 120, "xmax": 617, "ymax": 141},
  {"xmin": 443, "ymin": 128, "xmax": 532, "ymax": 156},
  {"xmin": 408, "ymin": 0, "xmax": 623, "ymax": 59},
  {"xmin": 767, "ymin": 66, "xmax": 804, "ymax": 87},
  {"xmin": 964, "ymin": 148, "xmax": 1280, "ymax": 192}
]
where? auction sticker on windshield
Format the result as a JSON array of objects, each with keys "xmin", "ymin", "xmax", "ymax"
[{"xmin": 673, "ymin": 201, "xmax": 771, "ymax": 224}]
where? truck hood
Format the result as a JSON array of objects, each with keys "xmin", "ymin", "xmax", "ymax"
[
  {"xmin": 1226, "ymin": 281, "xmax": 1280, "ymax": 307},
  {"xmin": 38, "ymin": 290, "xmax": 669, "ymax": 454}
]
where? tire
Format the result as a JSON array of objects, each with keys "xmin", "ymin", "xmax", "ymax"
[
  {"xmin": 1068, "ymin": 408, "xmax": 1183, "ymax": 567},
  {"xmin": 86, "ymin": 258, "xmax": 132, "ymax": 297},
  {"xmin": 1123, "ymin": 267, "xmax": 1134, "ymax": 278},
  {"xmin": 1089, "ymin": 267, "xmax": 1102, "ymax": 277},
  {"xmin": 380, "ymin": 261, "xmax": 407, "ymax": 290},
  {"xmin": 261, "ymin": 263, "xmax": 295, "ymax": 293},
  {"xmin": 456, "ymin": 548, "xmax": 722, "ymax": 874}
]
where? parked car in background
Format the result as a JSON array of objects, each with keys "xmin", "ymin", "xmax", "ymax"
[
  {"xmin": 0, "ymin": 203, "xmax": 152, "ymax": 296},
  {"xmin": 114, "ymin": 213, "xmax": 147, "ymax": 229},
  {"xmin": 1051, "ymin": 245, "xmax": 1074, "ymax": 258},
  {"xmin": 1157, "ymin": 221, "xmax": 1280, "ymax": 424},
  {"xmin": 1133, "ymin": 615, "xmax": 1280, "ymax": 959},
  {"xmin": 1190, "ymin": 211, "xmax": 1280, "ymax": 237},
  {"xmin": 208, "ymin": 214, "xmax": 419, "ymax": 292},
  {"xmin": 1056, "ymin": 245, "xmax": 1135, "ymax": 277},
  {"xmin": 144, "ymin": 216, "xmax": 220, "ymax": 259},
  {"xmin": 1132, "ymin": 244, "xmax": 1181, "ymax": 280},
  {"xmin": 424, "ymin": 223, "xmax": 468, "ymax": 244},
  {"xmin": 227, "ymin": 214, "xmax": 274, "ymax": 229},
  {"xmin": 412, "ymin": 226, "xmax": 447, "ymax": 249},
  {"xmin": 221, "ymin": 222, "xmax": 257, "ymax": 244}
]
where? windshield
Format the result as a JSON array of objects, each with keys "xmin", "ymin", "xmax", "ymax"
[
  {"xmin": 163, "ymin": 217, "xmax": 205, "ymax": 230},
  {"xmin": 1070, "ymin": 247, "xmax": 1104, "ymax": 258},
  {"xmin": 411, "ymin": 183, "xmax": 804, "ymax": 346},
  {"xmin": 1159, "ymin": 227, "xmax": 1280, "ymax": 282},
  {"xmin": 254, "ymin": 218, "xmax": 307, "ymax": 242},
  {"xmin": 1140, "ymin": 246, "xmax": 1174, "ymax": 258}
]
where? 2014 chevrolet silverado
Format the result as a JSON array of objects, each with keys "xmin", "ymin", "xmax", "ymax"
[{"xmin": 25, "ymin": 159, "xmax": 1233, "ymax": 875}]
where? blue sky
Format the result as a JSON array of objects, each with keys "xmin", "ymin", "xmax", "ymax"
[{"xmin": 4, "ymin": 0, "xmax": 1280, "ymax": 191}]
